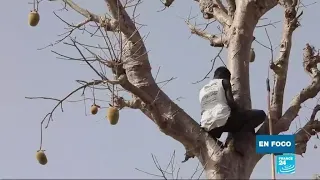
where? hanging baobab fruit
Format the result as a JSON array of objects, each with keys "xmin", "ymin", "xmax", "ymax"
[
  {"xmin": 28, "ymin": 0, "xmax": 40, "ymax": 27},
  {"xmin": 90, "ymin": 104, "xmax": 100, "ymax": 115},
  {"xmin": 107, "ymin": 106, "xmax": 119, "ymax": 125},
  {"xmin": 36, "ymin": 150, "xmax": 47, "ymax": 165},
  {"xmin": 28, "ymin": 10, "xmax": 40, "ymax": 26},
  {"xmin": 107, "ymin": 82, "xmax": 119, "ymax": 125}
]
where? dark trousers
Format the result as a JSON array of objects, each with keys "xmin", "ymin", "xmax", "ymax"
[{"xmin": 207, "ymin": 109, "xmax": 266, "ymax": 138}]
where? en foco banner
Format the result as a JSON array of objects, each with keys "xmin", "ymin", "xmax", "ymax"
[{"xmin": 255, "ymin": 135, "xmax": 295, "ymax": 154}]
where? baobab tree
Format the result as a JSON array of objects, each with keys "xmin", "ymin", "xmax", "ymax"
[{"xmin": 27, "ymin": 0, "xmax": 320, "ymax": 179}]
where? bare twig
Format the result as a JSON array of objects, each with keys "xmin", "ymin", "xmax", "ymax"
[
  {"xmin": 192, "ymin": 47, "xmax": 224, "ymax": 84},
  {"xmin": 185, "ymin": 18, "xmax": 225, "ymax": 47},
  {"xmin": 256, "ymin": 20, "xmax": 281, "ymax": 28},
  {"xmin": 28, "ymin": 79, "xmax": 121, "ymax": 150}
]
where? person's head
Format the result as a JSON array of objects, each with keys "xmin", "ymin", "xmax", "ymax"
[{"xmin": 213, "ymin": 66, "xmax": 231, "ymax": 80}]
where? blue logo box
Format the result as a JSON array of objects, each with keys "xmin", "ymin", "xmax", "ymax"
[
  {"xmin": 276, "ymin": 154, "xmax": 296, "ymax": 174},
  {"xmin": 256, "ymin": 135, "xmax": 295, "ymax": 154}
]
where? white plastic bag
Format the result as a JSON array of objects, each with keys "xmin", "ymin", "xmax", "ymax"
[{"xmin": 199, "ymin": 79, "xmax": 230, "ymax": 131}]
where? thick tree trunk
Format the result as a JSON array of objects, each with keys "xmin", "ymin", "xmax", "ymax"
[
  {"xmin": 202, "ymin": 135, "xmax": 262, "ymax": 179},
  {"xmin": 227, "ymin": 1, "xmax": 259, "ymax": 109}
]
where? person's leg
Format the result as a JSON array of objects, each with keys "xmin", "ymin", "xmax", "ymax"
[
  {"xmin": 223, "ymin": 113, "xmax": 247, "ymax": 156},
  {"xmin": 208, "ymin": 126, "xmax": 224, "ymax": 139},
  {"xmin": 246, "ymin": 109, "xmax": 266, "ymax": 128},
  {"xmin": 240, "ymin": 109, "xmax": 266, "ymax": 132},
  {"xmin": 206, "ymin": 126, "xmax": 224, "ymax": 147},
  {"xmin": 222, "ymin": 111, "xmax": 243, "ymax": 133}
]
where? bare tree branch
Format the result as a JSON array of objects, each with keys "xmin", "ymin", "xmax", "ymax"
[
  {"xmin": 62, "ymin": 0, "xmax": 99, "ymax": 21},
  {"xmin": 52, "ymin": 12, "xmax": 91, "ymax": 45},
  {"xmin": 27, "ymin": 78, "xmax": 121, "ymax": 150},
  {"xmin": 186, "ymin": 20, "xmax": 226, "ymax": 47},
  {"xmin": 295, "ymin": 104, "xmax": 320, "ymax": 155},
  {"xmin": 270, "ymin": 1, "xmax": 302, "ymax": 121},
  {"xmin": 101, "ymin": 0, "xmax": 223, "ymax": 163},
  {"xmin": 62, "ymin": 0, "xmax": 119, "ymax": 31},
  {"xmin": 271, "ymin": 44, "xmax": 320, "ymax": 134},
  {"xmin": 198, "ymin": 0, "xmax": 232, "ymax": 27},
  {"xmin": 215, "ymin": 0, "xmax": 228, "ymax": 15},
  {"xmin": 226, "ymin": 0, "xmax": 235, "ymax": 17},
  {"xmin": 105, "ymin": 0, "xmax": 142, "ymax": 42}
]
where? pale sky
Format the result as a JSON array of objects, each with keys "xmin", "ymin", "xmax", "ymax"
[{"xmin": 1, "ymin": 0, "xmax": 319, "ymax": 179}]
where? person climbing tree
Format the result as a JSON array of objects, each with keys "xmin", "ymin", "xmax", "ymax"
[{"xmin": 199, "ymin": 66, "xmax": 267, "ymax": 140}]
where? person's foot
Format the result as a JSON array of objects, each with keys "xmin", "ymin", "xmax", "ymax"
[
  {"xmin": 215, "ymin": 131, "xmax": 223, "ymax": 139},
  {"xmin": 208, "ymin": 128, "xmax": 223, "ymax": 139}
]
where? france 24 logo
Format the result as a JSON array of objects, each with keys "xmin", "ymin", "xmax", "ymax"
[{"xmin": 276, "ymin": 154, "xmax": 296, "ymax": 174}]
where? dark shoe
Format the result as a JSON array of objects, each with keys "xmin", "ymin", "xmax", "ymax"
[
  {"xmin": 216, "ymin": 139, "xmax": 224, "ymax": 148},
  {"xmin": 208, "ymin": 128, "xmax": 223, "ymax": 139}
]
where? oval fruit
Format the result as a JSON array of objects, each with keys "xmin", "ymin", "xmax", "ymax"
[
  {"xmin": 249, "ymin": 48, "xmax": 255, "ymax": 62},
  {"xmin": 36, "ymin": 150, "xmax": 47, "ymax": 165},
  {"xmin": 28, "ymin": 11, "xmax": 40, "ymax": 27},
  {"xmin": 90, "ymin": 105, "xmax": 99, "ymax": 115},
  {"xmin": 107, "ymin": 107, "xmax": 119, "ymax": 125}
]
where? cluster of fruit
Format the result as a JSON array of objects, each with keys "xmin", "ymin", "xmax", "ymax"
[
  {"xmin": 35, "ymin": 105, "xmax": 120, "ymax": 165},
  {"xmin": 90, "ymin": 104, "xmax": 120, "ymax": 125},
  {"xmin": 29, "ymin": 3, "xmax": 121, "ymax": 167}
]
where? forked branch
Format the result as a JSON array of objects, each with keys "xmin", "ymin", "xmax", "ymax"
[
  {"xmin": 258, "ymin": 44, "xmax": 320, "ymax": 136},
  {"xmin": 62, "ymin": 0, "xmax": 119, "ymax": 31},
  {"xmin": 270, "ymin": 0, "xmax": 302, "ymax": 121},
  {"xmin": 198, "ymin": 0, "xmax": 232, "ymax": 27},
  {"xmin": 105, "ymin": 0, "xmax": 142, "ymax": 42},
  {"xmin": 295, "ymin": 104, "xmax": 320, "ymax": 155},
  {"xmin": 185, "ymin": 20, "xmax": 226, "ymax": 47},
  {"xmin": 26, "ymin": 78, "xmax": 122, "ymax": 150},
  {"xmin": 273, "ymin": 44, "xmax": 320, "ymax": 134}
]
